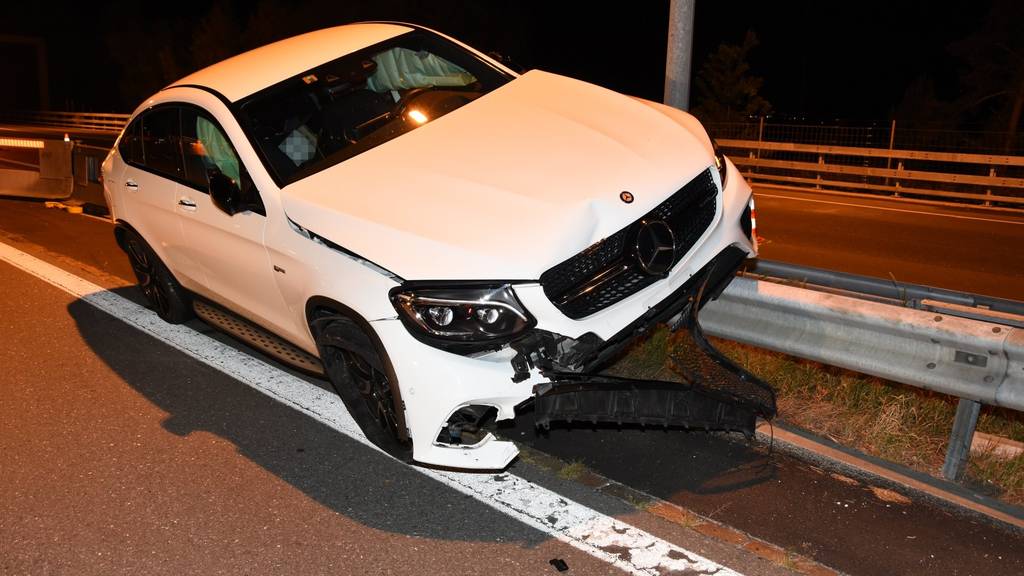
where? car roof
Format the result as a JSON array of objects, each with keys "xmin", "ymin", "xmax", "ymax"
[{"xmin": 167, "ymin": 22, "xmax": 413, "ymax": 103}]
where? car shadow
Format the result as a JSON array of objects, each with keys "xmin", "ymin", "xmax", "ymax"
[{"xmin": 67, "ymin": 292, "xmax": 549, "ymax": 546}]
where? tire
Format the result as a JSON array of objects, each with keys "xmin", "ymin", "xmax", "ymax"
[
  {"xmin": 122, "ymin": 229, "xmax": 194, "ymax": 324},
  {"xmin": 313, "ymin": 315, "xmax": 412, "ymax": 460}
]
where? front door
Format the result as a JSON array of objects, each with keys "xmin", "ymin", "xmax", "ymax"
[{"xmin": 175, "ymin": 106, "xmax": 291, "ymax": 334}]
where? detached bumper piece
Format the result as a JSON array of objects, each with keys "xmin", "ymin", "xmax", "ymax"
[
  {"xmin": 533, "ymin": 272, "xmax": 776, "ymax": 438},
  {"xmin": 665, "ymin": 308, "xmax": 776, "ymax": 429},
  {"xmin": 533, "ymin": 372, "xmax": 765, "ymax": 437}
]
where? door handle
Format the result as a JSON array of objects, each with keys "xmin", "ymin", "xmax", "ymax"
[
  {"xmin": 178, "ymin": 198, "xmax": 197, "ymax": 211},
  {"xmin": 125, "ymin": 180, "xmax": 138, "ymax": 191}
]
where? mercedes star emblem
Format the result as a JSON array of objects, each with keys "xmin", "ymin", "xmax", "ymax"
[
  {"xmin": 634, "ymin": 220, "xmax": 677, "ymax": 276},
  {"xmin": 619, "ymin": 191, "xmax": 634, "ymax": 204}
]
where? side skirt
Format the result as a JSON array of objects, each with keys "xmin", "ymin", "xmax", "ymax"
[{"xmin": 193, "ymin": 299, "xmax": 325, "ymax": 377}]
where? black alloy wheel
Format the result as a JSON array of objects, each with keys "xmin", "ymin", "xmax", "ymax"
[
  {"xmin": 342, "ymin": 350, "xmax": 402, "ymax": 439},
  {"xmin": 122, "ymin": 230, "xmax": 193, "ymax": 324},
  {"xmin": 313, "ymin": 315, "xmax": 412, "ymax": 460}
]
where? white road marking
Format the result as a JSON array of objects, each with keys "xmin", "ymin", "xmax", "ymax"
[
  {"xmin": 0, "ymin": 240, "xmax": 742, "ymax": 576},
  {"xmin": 755, "ymin": 192, "xmax": 1024, "ymax": 226}
]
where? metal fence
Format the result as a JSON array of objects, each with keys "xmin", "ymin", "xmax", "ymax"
[
  {"xmin": 707, "ymin": 118, "xmax": 1024, "ymax": 209},
  {"xmin": 0, "ymin": 111, "xmax": 129, "ymax": 133},
  {"xmin": 707, "ymin": 118, "xmax": 1024, "ymax": 156}
]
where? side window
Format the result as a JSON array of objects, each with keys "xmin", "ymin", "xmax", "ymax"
[
  {"xmin": 141, "ymin": 107, "xmax": 184, "ymax": 179},
  {"xmin": 118, "ymin": 119, "xmax": 143, "ymax": 165},
  {"xmin": 180, "ymin": 108, "xmax": 243, "ymax": 193}
]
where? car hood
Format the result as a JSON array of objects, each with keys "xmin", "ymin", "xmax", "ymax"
[{"xmin": 281, "ymin": 70, "xmax": 715, "ymax": 281}]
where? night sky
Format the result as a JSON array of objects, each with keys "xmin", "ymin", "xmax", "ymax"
[{"xmin": 0, "ymin": 0, "xmax": 1004, "ymax": 122}]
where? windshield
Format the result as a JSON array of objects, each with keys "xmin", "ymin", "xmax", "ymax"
[{"xmin": 236, "ymin": 30, "xmax": 513, "ymax": 185}]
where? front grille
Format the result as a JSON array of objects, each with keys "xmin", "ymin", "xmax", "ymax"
[{"xmin": 540, "ymin": 169, "xmax": 718, "ymax": 319}]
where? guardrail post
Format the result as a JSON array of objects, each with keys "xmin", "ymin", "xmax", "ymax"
[
  {"xmin": 942, "ymin": 398, "xmax": 981, "ymax": 482},
  {"xmin": 984, "ymin": 167, "xmax": 995, "ymax": 206},
  {"xmin": 894, "ymin": 160, "xmax": 904, "ymax": 197},
  {"xmin": 885, "ymin": 119, "xmax": 896, "ymax": 186},
  {"xmin": 756, "ymin": 116, "xmax": 764, "ymax": 160},
  {"xmin": 816, "ymin": 154, "xmax": 823, "ymax": 189}
]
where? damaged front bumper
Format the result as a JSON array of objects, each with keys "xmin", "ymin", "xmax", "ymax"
[
  {"xmin": 531, "ymin": 299, "xmax": 776, "ymax": 438},
  {"xmin": 386, "ymin": 246, "xmax": 775, "ymax": 469},
  {"xmin": 517, "ymin": 245, "xmax": 776, "ymax": 438}
]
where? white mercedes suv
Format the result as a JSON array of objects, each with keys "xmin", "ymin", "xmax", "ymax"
[{"xmin": 103, "ymin": 22, "xmax": 774, "ymax": 469}]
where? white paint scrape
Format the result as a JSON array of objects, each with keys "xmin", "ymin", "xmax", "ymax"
[{"xmin": 0, "ymin": 241, "xmax": 743, "ymax": 576}]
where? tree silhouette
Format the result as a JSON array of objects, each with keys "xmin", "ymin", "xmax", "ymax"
[
  {"xmin": 949, "ymin": 0, "xmax": 1024, "ymax": 152},
  {"xmin": 691, "ymin": 31, "xmax": 772, "ymax": 124},
  {"xmin": 104, "ymin": 0, "xmax": 309, "ymax": 108},
  {"xmin": 896, "ymin": 0, "xmax": 1023, "ymax": 152}
]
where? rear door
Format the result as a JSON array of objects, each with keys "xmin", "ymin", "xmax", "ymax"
[{"xmin": 116, "ymin": 108, "xmax": 199, "ymax": 287}]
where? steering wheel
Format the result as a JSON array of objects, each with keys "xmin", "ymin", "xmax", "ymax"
[
  {"xmin": 392, "ymin": 87, "xmax": 433, "ymax": 118},
  {"xmin": 341, "ymin": 87, "xmax": 436, "ymax": 144}
]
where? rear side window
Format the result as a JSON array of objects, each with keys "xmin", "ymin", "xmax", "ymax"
[
  {"xmin": 118, "ymin": 120, "xmax": 143, "ymax": 165},
  {"xmin": 140, "ymin": 108, "xmax": 184, "ymax": 179}
]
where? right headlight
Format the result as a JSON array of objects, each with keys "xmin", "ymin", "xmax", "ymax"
[
  {"xmin": 391, "ymin": 283, "xmax": 535, "ymax": 351},
  {"xmin": 711, "ymin": 137, "xmax": 728, "ymax": 190}
]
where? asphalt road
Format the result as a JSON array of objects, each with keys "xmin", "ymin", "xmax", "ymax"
[
  {"xmin": 752, "ymin": 187, "xmax": 1024, "ymax": 301},
  {"xmin": 0, "ymin": 199, "xmax": 792, "ymax": 576},
  {"xmin": 2, "ymin": 266, "xmax": 645, "ymax": 576},
  {"xmin": 1, "ymin": 198, "xmax": 1021, "ymax": 575}
]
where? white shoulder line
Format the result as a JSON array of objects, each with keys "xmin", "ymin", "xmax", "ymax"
[{"xmin": 0, "ymin": 240, "xmax": 743, "ymax": 576}]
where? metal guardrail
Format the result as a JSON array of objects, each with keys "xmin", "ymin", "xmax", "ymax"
[
  {"xmin": 704, "ymin": 276, "xmax": 1024, "ymax": 411},
  {"xmin": 744, "ymin": 260, "xmax": 1024, "ymax": 326},
  {"xmin": 0, "ymin": 111, "xmax": 129, "ymax": 133},
  {"xmin": 0, "ymin": 119, "xmax": 121, "ymax": 206},
  {"xmin": 702, "ymin": 271, "xmax": 1024, "ymax": 481},
  {"xmin": 0, "ymin": 135, "xmax": 74, "ymax": 200},
  {"xmin": 718, "ymin": 138, "xmax": 1024, "ymax": 209}
]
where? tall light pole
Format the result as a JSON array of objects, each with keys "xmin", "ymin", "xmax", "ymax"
[{"xmin": 664, "ymin": 0, "xmax": 696, "ymax": 111}]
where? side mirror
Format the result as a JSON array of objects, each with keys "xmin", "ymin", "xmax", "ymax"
[{"xmin": 209, "ymin": 169, "xmax": 242, "ymax": 215}]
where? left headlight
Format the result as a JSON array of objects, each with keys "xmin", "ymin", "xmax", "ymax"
[{"xmin": 391, "ymin": 283, "xmax": 535, "ymax": 351}]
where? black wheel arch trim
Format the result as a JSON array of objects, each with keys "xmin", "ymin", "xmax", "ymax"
[
  {"xmin": 113, "ymin": 219, "xmax": 134, "ymax": 252},
  {"xmin": 114, "ymin": 220, "xmax": 193, "ymax": 299},
  {"xmin": 305, "ymin": 296, "xmax": 410, "ymax": 442}
]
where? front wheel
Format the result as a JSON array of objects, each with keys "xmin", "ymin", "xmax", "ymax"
[
  {"xmin": 314, "ymin": 316, "xmax": 411, "ymax": 460},
  {"xmin": 122, "ymin": 229, "xmax": 193, "ymax": 324}
]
